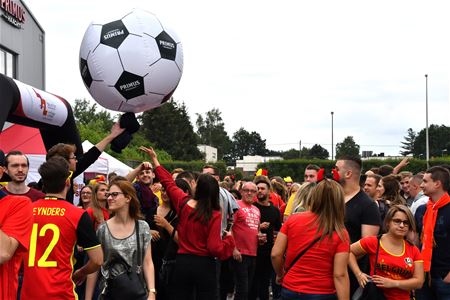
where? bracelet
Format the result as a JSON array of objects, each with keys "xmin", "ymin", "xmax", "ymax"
[{"xmin": 149, "ymin": 288, "xmax": 157, "ymax": 294}]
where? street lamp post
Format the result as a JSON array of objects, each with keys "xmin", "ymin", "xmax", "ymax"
[
  {"xmin": 331, "ymin": 111, "xmax": 334, "ymax": 160},
  {"xmin": 425, "ymin": 74, "xmax": 430, "ymax": 168}
]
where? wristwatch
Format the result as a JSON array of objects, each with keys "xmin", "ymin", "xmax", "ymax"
[{"xmin": 149, "ymin": 288, "xmax": 157, "ymax": 295}]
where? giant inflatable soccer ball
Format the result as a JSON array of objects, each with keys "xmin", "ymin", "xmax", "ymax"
[{"xmin": 79, "ymin": 9, "xmax": 183, "ymax": 113}]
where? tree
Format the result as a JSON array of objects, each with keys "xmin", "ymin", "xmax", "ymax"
[
  {"xmin": 281, "ymin": 148, "xmax": 301, "ymax": 160},
  {"xmin": 74, "ymin": 99, "xmax": 172, "ymax": 162},
  {"xmin": 196, "ymin": 108, "xmax": 232, "ymax": 160},
  {"xmin": 309, "ymin": 144, "xmax": 329, "ymax": 159},
  {"xmin": 413, "ymin": 124, "xmax": 450, "ymax": 158},
  {"xmin": 226, "ymin": 128, "xmax": 268, "ymax": 162},
  {"xmin": 141, "ymin": 99, "xmax": 203, "ymax": 161},
  {"xmin": 335, "ymin": 136, "xmax": 360, "ymax": 158},
  {"xmin": 400, "ymin": 128, "xmax": 416, "ymax": 156},
  {"xmin": 73, "ymin": 99, "xmax": 115, "ymax": 132}
]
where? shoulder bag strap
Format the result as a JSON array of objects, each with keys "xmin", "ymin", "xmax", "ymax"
[
  {"xmin": 135, "ymin": 220, "xmax": 142, "ymax": 268},
  {"xmin": 373, "ymin": 234, "xmax": 382, "ymax": 275},
  {"xmin": 285, "ymin": 236, "xmax": 321, "ymax": 275}
]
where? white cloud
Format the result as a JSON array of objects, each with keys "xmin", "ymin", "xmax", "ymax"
[{"xmin": 25, "ymin": 0, "xmax": 450, "ymax": 157}]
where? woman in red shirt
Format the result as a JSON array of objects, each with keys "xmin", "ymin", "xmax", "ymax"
[
  {"xmin": 271, "ymin": 179, "xmax": 350, "ymax": 300},
  {"xmin": 143, "ymin": 146, "xmax": 235, "ymax": 300},
  {"xmin": 349, "ymin": 205, "xmax": 424, "ymax": 300}
]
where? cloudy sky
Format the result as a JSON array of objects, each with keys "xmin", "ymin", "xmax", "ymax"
[{"xmin": 25, "ymin": 0, "xmax": 450, "ymax": 157}]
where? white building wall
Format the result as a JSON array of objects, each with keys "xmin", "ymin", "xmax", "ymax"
[
  {"xmin": 236, "ymin": 155, "xmax": 283, "ymax": 172},
  {"xmin": 197, "ymin": 144, "xmax": 217, "ymax": 163}
]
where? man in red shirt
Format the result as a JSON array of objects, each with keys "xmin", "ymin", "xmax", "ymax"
[
  {"xmin": 0, "ymin": 150, "xmax": 33, "ymax": 300},
  {"xmin": 2, "ymin": 150, "xmax": 45, "ymax": 201},
  {"xmin": 232, "ymin": 181, "xmax": 261, "ymax": 300},
  {"xmin": 21, "ymin": 156, "xmax": 103, "ymax": 300}
]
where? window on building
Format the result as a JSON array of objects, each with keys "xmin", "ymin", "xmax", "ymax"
[{"xmin": 0, "ymin": 48, "xmax": 16, "ymax": 77}]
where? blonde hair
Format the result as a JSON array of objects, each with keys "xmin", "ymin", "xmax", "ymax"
[
  {"xmin": 309, "ymin": 179, "xmax": 348, "ymax": 242},
  {"xmin": 292, "ymin": 182, "xmax": 316, "ymax": 213},
  {"xmin": 91, "ymin": 182, "xmax": 108, "ymax": 225}
]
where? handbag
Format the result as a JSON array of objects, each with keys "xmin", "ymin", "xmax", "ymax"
[
  {"xmin": 104, "ymin": 221, "xmax": 147, "ymax": 300},
  {"xmin": 159, "ymin": 227, "xmax": 177, "ymax": 285},
  {"xmin": 158, "ymin": 199, "xmax": 189, "ymax": 285},
  {"xmin": 355, "ymin": 235, "xmax": 387, "ymax": 300}
]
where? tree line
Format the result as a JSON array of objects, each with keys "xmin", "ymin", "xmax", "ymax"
[{"xmin": 74, "ymin": 98, "xmax": 449, "ymax": 164}]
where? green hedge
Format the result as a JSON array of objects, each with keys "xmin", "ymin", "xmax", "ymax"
[{"xmin": 257, "ymin": 158, "xmax": 450, "ymax": 182}]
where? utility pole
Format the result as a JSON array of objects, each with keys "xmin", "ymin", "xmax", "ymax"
[
  {"xmin": 425, "ymin": 74, "xmax": 429, "ymax": 168},
  {"xmin": 299, "ymin": 140, "xmax": 301, "ymax": 158},
  {"xmin": 331, "ymin": 111, "xmax": 334, "ymax": 160}
]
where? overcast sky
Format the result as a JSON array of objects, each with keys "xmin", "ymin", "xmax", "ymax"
[{"xmin": 25, "ymin": 0, "xmax": 450, "ymax": 157}]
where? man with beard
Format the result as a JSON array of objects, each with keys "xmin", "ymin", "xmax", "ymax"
[
  {"xmin": 1, "ymin": 151, "xmax": 44, "ymax": 202},
  {"xmin": 249, "ymin": 175, "xmax": 281, "ymax": 300},
  {"xmin": 335, "ymin": 156, "xmax": 380, "ymax": 297},
  {"xmin": 0, "ymin": 150, "xmax": 33, "ymax": 300}
]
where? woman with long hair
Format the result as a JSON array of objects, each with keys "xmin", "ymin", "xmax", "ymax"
[
  {"xmin": 271, "ymin": 179, "xmax": 350, "ymax": 300},
  {"xmin": 376, "ymin": 175, "xmax": 405, "ymax": 222},
  {"xmin": 86, "ymin": 182, "xmax": 109, "ymax": 231},
  {"xmin": 143, "ymin": 146, "xmax": 235, "ymax": 300},
  {"xmin": 349, "ymin": 205, "xmax": 423, "ymax": 300},
  {"xmin": 291, "ymin": 182, "xmax": 317, "ymax": 214},
  {"xmin": 95, "ymin": 179, "xmax": 156, "ymax": 299},
  {"xmin": 79, "ymin": 185, "xmax": 94, "ymax": 209}
]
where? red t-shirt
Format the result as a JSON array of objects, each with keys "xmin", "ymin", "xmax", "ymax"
[
  {"xmin": 359, "ymin": 236, "xmax": 423, "ymax": 300},
  {"xmin": 155, "ymin": 165, "xmax": 235, "ymax": 260},
  {"xmin": 0, "ymin": 195, "xmax": 33, "ymax": 300},
  {"xmin": 232, "ymin": 200, "xmax": 260, "ymax": 256},
  {"xmin": 86, "ymin": 207, "xmax": 109, "ymax": 231},
  {"xmin": 280, "ymin": 211, "xmax": 350, "ymax": 294},
  {"xmin": 269, "ymin": 192, "xmax": 284, "ymax": 209},
  {"xmin": 21, "ymin": 198, "xmax": 100, "ymax": 300},
  {"xmin": 2, "ymin": 186, "xmax": 45, "ymax": 202}
]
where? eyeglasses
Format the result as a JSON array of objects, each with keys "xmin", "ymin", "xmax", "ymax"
[
  {"xmin": 392, "ymin": 218, "xmax": 410, "ymax": 226},
  {"xmin": 241, "ymin": 189, "xmax": 257, "ymax": 193},
  {"xmin": 105, "ymin": 192, "xmax": 124, "ymax": 198}
]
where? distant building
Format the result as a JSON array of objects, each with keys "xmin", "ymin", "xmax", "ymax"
[
  {"xmin": 236, "ymin": 155, "xmax": 283, "ymax": 173},
  {"xmin": 197, "ymin": 144, "xmax": 217, "ymax": 163},
  {"xmin": 362, "ymin": 150, "xmax": 373, "ymax": 158},
  {"xmin": 0, "ymin": 0, "xmax": 45, "ymax": 88}
]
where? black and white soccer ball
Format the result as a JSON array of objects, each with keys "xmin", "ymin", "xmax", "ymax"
[{"xmin": 79, "ymin": 9, "xmax": 183, "ymax": 113}]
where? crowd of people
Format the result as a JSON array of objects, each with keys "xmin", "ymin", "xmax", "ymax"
[{"xmin": 0, "ymin": 126, "xmax": 449, "ymax": 300}]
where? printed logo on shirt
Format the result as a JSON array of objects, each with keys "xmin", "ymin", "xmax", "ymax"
[{"xmin": 404, "ymin": 257, "xmax": 413, "ymax": 267}]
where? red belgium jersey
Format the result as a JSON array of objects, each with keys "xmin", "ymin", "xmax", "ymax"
[
  {"xmin": 359, "ymin": 236, "xmax": 423, "ymax": 300},
  {"xmin": 21, "ymin": 198, "xmax": 100, "ymax": 300}
]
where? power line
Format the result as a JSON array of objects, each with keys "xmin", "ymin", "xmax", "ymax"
[{"xmin": 266, "ymin": 142, "xmax": 400, "ymax": 148}]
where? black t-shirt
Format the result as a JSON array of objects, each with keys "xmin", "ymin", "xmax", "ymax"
[
  {"xmin": 415, "ymin": 201, "xmax": 450, "ymax": 278},
  {"xmin": 254, "ymin": 201, "xmax": 281, "ymax": 256},
  {"xmin": 345, "ymin": 190, "xmax": 381, "ymax": 243}
]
